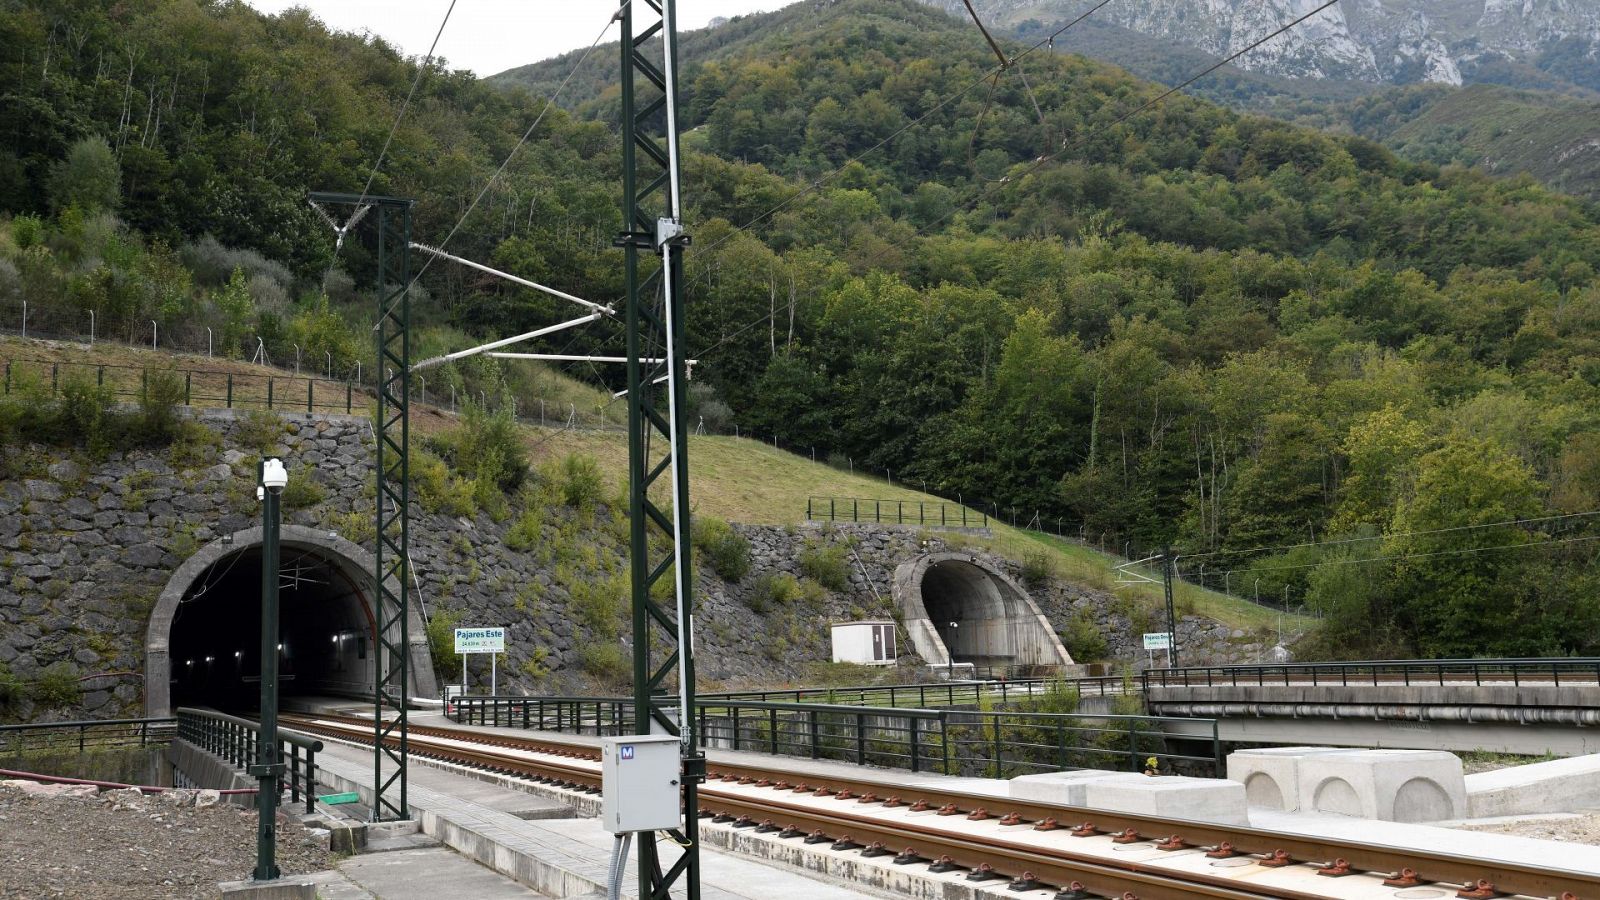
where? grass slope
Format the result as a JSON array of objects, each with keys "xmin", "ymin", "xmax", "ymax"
[{"xmin": 521, "ymin": 421, "xmax": 1311, "ymax": 633}]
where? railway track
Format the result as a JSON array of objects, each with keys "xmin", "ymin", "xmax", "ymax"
[{"xmin": 280, "ymin": 713, "xmax": 1598, "ymax": 900}]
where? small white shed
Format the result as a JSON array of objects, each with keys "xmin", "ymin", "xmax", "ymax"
[{"xmin": 831, "ymin": 621, "xmax": 897, "ymax": 665}]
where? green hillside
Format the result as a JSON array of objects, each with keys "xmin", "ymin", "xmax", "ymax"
[
  {"xmin": 1348, "ymin": 84, "xmax": 1600, "ymax": 201},
  {"xmin": 5, "ymin": 0, "xmax": 1600, "ymax": 659}
]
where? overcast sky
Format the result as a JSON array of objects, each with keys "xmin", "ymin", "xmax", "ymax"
[{"xmin": 241, "ymin": 1, "xmax": 795, "ymax": 77}]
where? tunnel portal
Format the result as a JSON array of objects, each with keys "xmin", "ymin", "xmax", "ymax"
[
  {"xmin": 894, "ymin": 553, "xmax": 1074, "ymax": 670},
  {"xmin": 146, "ymin": 525, "xmax": 438, "ymax": 716}
]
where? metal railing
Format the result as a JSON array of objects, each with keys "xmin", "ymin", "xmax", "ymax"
[
  {"xmin": 707, "ymin": 677, "xmax": 1134, "ymax": 707},
  {"xmin": 448, "ymin": 696, "xmax": 1220, "ymax": 777},
  {"xmin": 807, "ymin": 496, "xmax": 987, "ymax": 528},
  {"xmin": 175, "ymin": 708, "xmax": 322, "ymax": 814},
  {"xmin": 1143, "ymin": 658, "xmax": 1600, "ymax": 690},
  {"xmin": 2, "ymin": 356, "xmax": 365, "ymax": 415},
  {"xmin": 0, "ymin": 717, "xmax": 176, "ymax": 755}
]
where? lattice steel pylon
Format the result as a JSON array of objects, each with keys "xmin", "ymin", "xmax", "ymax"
[
  {"xmin": 308, "ymin": 192, "xmax": 414, "ymax": 822},
  {"xmin": 616, "ymin": 0, "xmax": 704, "ymax": 896}
]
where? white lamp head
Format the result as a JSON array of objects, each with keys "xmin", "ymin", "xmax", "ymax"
[{"xmin": 262, "ymin": 457, "xmax": 288, "ymax": 494}]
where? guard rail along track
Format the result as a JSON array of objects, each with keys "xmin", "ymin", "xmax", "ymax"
[{"xmin": 278, "ymin": 713, "xmax": 1597, "ymax": 900}]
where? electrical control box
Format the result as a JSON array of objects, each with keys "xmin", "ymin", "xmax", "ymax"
[{"xmin": 601, "ymin": 734, "xmax": 682, "ymax": 833}]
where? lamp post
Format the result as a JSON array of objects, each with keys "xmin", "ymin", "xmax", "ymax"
[{"xmin": 251, "ymin": 457, "xmax": 287, "ymax": 882}]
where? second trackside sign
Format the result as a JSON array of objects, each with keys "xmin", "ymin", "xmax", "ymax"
[{"xmin": 454, "ymin": 627, "xmax": 506, "ymax": 654}]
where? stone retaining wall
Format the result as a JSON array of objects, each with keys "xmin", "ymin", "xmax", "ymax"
[{"xmin": 0, "ymin": 409, "xmax": 1275, "ymax": 722}]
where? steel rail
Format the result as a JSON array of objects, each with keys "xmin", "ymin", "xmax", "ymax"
[
  {"xmin": 281, "ymin": 717, "xmax": 1311, "ymax": 900},
  {"xmin": 703, "ymin": 762, "xmax": 1594, "ymax": 900},
  {"xmin": 702, "ymin": 791, "xmax": 1325, "ymax": 900},
  {"xmin": 281, "ymin": 714, "xmax": 1600, "ymax": 900}
]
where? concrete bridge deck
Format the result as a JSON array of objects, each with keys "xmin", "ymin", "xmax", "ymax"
[{"xmin": 1145, "ymin": 660, "xmax": 1600, "ymax": 755}]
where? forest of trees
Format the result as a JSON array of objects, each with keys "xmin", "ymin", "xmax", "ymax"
[{"xmin": 4, "ymin": 0, "xmax": 1600, "ymax": 659}]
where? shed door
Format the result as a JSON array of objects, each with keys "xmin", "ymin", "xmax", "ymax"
[{"xmin": 872, "ymin": 624, "xmax": 895, "ymax": 662}]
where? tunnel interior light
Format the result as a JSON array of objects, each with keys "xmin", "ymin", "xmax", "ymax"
[
  {"xmin": 277, "ymin": 643, "xmax": 284, "ymax": 652},
  {"xmin": 235, "ymin": 651, "xmax": 242, "ymax": 659},
  {"xmin": 205, "ymin": 656, "xmax": 214, "ymax": 663},
  {"xmin": 186, "ymin": 659, "xmax": 193, "ymax": 666}
]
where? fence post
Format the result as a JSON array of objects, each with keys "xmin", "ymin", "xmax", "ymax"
[
  {"xmin": 991, "ymin": 715, "xmax": 1002, "ymax": 778},
  {"xmin": 226, "ymin": 374, "xmax": 233, "ymax": 408},
  {"xmin": 184, "ymin": 372, "xmax": 191, "ymax": 406},
  {"xmin": 346, "ymin": 382, "xmax": 353, "ymax": 414},
  {"xmin": 97, "ymin": 366, "xmax": 104, "ymax": 387},
  {"xmin": 769, "ymin": 708, "xmax": 778, "ymax": 755},
  {"xmin": 267, "ymin": 377, "xmax": 274, "ymax": 409},
  {"xmin": 1127, "ymin": 719, "xmax": 1139, "ymax": 772},
  {"xmin": 732, "ymin": 707, "xmax": 741, "ymax": 751},
  {"xmin": 856, "ymin": 712, "xmax": 866, "ymax": 764},
  {"xmin": 51, "ymin": 363, "xmax": 59, "ymax": 395},
  {"xmin": 3, "ymin": 361, "xmax": 9, "ymax": 393},
  {"xmin": 940, "ymin": 712, "xmax": 951, "ymax": 775},
  {"xmin": 307, "ymin": 379, "xmax": 314, "ymax": 412},
  {"xmin": 807, "ymin": 498, "xmax": 811, "ymax": 520},
  {"xmin": 909, "ymin": 716, "xmax": 920, "ymax": 773}
]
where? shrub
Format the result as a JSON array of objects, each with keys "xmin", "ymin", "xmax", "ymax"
[
  {"xmin": 505, "ymin": 508, "xmax": 544, "ymax": 552},
  {"xmin": 412, "ymin": 448, "xmax": 474, "ymax": 516},
  {"xmin": 11, "ymin": 214, "xmax": 45, "ymax": 250},
  {"xmin": 235, "ymin": 409, "xmax": 285, "ymax": 454},
  {"xmin": 1059, "ymin": 608, "xmax": 1109, "ymax": 663},
  {"xmin": 57, "ymin": 372, "xmax": 114, "ymax": 453},
  {"xmin": 692, "ymin": 517, "xmax": 750, "ymax": 582},
  {"xmin": 31, "ymin": 662, "xmax": 81, "ymax": 709},
  {"xmin": 0, "ymin": 662, "xmax": 19, "ymax": 713},
  {"xmin": 748, "ymin": 572, "xmax": 802, "ymax": 615},
  {"xmin": 425, "ymin": 608, "xmax": 461, "ymax": 681},
  {"xmin": 559, "ymin": 453, "xmax": 605, "ymax": 508},
  {"xmin": 520, "ymin": 648, "xmax": 553, "ymax": 679},
  {"xmin": 135, "ymin": 368, "xmax": 185, "ymax": 444},
  {"xmin": 571, "ymin": 573, "xmax": 627, "ymax": 638},
  {"xmin": 179, "ymin": 235, "xmax": 293, "ymax": 290},
  {"xmin": 579, "ymin": 643, "xmax": 629, "ymax": 681},
  {"xmin": 799, "ymin": 542, "xmax": 850, "ymax": 591},
  {"xmin": 1020, "ymin": 550, "xmax": 1055, "ymax": 588},
  {"xmin": 281, "ymin": 468, "xmax": 326, "ymax": 509}
]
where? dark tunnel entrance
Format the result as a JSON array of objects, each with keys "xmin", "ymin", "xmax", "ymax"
[
  {"xmin": 147, "ymin": 524, "xmax": 439, "ymax": 716},
  {"xmin": 167, "ymin": 545, "xmax": 375, "ymax": 711}
]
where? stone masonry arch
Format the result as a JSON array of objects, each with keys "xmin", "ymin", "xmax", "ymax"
[
  {"xmin": 145, "ymin": 524, "xmax": 437, "ymax": 716},
  {"xmin": 892, "ymin": 552, "xmax": 1073, "ymax": 670}
]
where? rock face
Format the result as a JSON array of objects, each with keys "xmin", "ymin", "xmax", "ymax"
[
  {"xmin": 0, "ymin": 409, "xmax": 1276, "ymax": 721},
  {"xmin": 925, "ymin": 0, "xmax": 1600, "ymax": 87}
]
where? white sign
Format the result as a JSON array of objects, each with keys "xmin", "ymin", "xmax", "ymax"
[
  {"xmin": 1142, "ymin": 632, "xmax": 1172, "ymax": 651},
  {"xmin": 455, "ymin": 627, "xmax": 506, "ymax": 654}
]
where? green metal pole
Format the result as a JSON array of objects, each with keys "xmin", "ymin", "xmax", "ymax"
[{"xmin": 252, "ymin": 460, "xmax": 283, "ymax": 882}]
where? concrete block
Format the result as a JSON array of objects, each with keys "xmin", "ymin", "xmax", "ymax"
[
  {"xmin": 1226, "ymin": 747, "xmax": 1349, "ymax": 811},
  {"xmin": 1466, "ymin": 753, "xmax": 1600, "ymax": 817},
  {"xmin": 1081, "ymin": 773, "xmax": 1250, "ymax": 825},
  {"xmin": 1298, "ymin": 750, "xmax": 1464, "ymax": 822},
  {"xmin": 217, "ymin": 877, "xmax": 317, "ymax": 899},
  {"xmin": 1008, "ymin": 769, "xmax": 1126, "ymax": 808}
]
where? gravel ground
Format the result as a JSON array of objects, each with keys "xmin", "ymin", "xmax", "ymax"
[
  {"xmin": 0, "ymin": 782, "xmax": 331, "ymax": 899},
  {"xmin": 1460, "ymin": 813, "xmax": 1600, "ymax": 845}
]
